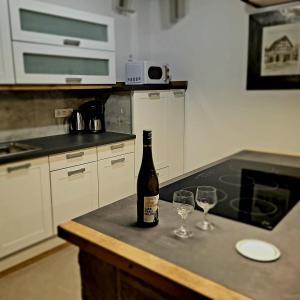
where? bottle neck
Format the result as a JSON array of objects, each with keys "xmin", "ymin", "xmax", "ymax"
[{"xmin": 141, "ymin": 144, "xmax": 155, "ymax": 171}]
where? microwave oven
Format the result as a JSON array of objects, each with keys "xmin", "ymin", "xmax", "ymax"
[{"xmin": 125, "ymin": 61, "xmax": 170, "ymax": 85}]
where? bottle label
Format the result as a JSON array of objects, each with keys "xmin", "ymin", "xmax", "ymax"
[{"xmin": 144, "ymin": 195, "xmax": 159, "ymax": 223}]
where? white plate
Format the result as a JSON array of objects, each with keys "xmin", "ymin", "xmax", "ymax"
[{"xmin": 235, "ymin": 239, "xmax": 281, "ymax": 262}]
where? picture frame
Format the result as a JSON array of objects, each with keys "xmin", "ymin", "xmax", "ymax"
[{"xmin": 247, "ymin": 5, "xmax": 300, "ymax": 89}]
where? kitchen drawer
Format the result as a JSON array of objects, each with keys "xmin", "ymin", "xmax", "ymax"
[
  {"xmin": 97, "ymin": 139, "xmax": 134, "ymax": 160},
  {"xmin": 157, "ymin": 166, "xmax": 170, "ymax": 184},
  {"xmin": 133, "ymin": 90, "xmax": 171, "ymax": 101},
  {"xmin": 98, "ymin": 153, "xmax": 134, "ymax": 207},
  {"xmin": 50, "ymin": 161, "xmax": 98, "ymax": 231},
  {"xmin": 49, "ymin": 147, "xmax": 97, "ymax": 171}
]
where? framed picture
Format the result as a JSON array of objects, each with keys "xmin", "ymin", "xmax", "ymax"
[{"xmin": 247, "ymin": 5, "xmax": 300, "ymax": 89}]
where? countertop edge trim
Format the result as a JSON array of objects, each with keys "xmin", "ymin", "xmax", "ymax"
[{"xmin": 58, "ymin": 220, "xmax": 252, "ymax": 300}]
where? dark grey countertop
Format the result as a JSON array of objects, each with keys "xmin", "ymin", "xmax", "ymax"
[
  {"xmin": 74, "ymin": 150, "xmax": 300, "ymax": 300},
  {"xmin": 0, "ymin": 132, "xmax": 136, "ymax": 165}
]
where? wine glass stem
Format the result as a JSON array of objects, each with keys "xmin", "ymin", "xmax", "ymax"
[
  {"xmin": 203, "ymin": 210, "xmax": 209, "ymax": 224},
  {"xmin": 181, "ymin": 216, "xmax": 186, "ymax": 230}
]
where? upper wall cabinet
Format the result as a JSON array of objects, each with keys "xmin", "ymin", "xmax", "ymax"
[
  {"xmin": 13, "ymin": 42, "xmax": 116, "ymax": 84},
  {"xmin": 8, "ymin": 0, "xmax": 116, "ymax": 84},
  {"xmin": 9, "ymin": 0, "xmax": 115, "ymax": 51},
  {"xmin": 0, "ymin": 0, "xmax": 14, "ymax": 83}
]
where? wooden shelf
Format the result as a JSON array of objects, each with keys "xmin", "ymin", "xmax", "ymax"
[
  {"xmin": 0, "ymin": 81, "xmax": 188, "ymax": 92},
  {"xmin": 241, "ymin": 0, "xmax": 296, "ymax": 7},
  {"xmin": 0, "ymin": 84, "xmax": 113, "ymax": 91}
]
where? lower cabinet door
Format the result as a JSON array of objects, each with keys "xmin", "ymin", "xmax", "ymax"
[
  {"xmin": 98, "ymin": 153, "xmax": 134, "ymax": 207},
  {"xmin": 156, "ymin": 166, "xmax": 170, "ymax": 185},
  {"xmin": 50, "ymin": 161, "xmax": 98, "ymax": 232},
  {"xmin": 0, "ymin": 157, "xmax": 52, "ymax": 258}
]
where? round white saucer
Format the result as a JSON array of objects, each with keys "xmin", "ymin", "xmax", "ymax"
[{"xmin": 235, "ymin": 239, "xmax": 281, "ymax": 262}]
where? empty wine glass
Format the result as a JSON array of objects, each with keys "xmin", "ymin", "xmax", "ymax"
[
  {"xmin": 195, "ymin": 186, "xmax": 217, "ymax": 231},
  {"xmin": 173, "ymin": 190, "xmax": 195, "ymax": 238}
]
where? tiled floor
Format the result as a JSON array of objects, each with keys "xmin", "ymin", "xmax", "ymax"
[{"xmin": 0, "ymin": 246, "xmax": 81, "ymax": 300}]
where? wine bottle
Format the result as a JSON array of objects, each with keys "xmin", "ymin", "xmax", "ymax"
[{"xmin": 137, "ymin": 130, "xmax": 159, "ymax": 227}]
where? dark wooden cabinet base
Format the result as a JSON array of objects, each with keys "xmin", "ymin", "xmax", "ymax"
[{"xmin": 79, "ymin": 250, "xmax": 209, "ymax": 300}]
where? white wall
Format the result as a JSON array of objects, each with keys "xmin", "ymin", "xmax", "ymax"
[{"xmin": 135, "ymin": 0, "xmax": 300, "ymax": 172}]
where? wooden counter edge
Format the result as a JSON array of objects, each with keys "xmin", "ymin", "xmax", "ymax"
[{"xmin": 58, "ymin": 220, "xmax": 251, "ymax": 300}]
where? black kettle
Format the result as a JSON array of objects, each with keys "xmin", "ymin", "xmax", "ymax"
[{"xmin": 68, "ymin": 110, "xmax": 85, "ymax": 134}]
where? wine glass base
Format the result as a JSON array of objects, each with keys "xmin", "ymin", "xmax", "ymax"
[
  {"xmin": 196, "ymin": 221, "xmax": 214, "ymax": 231},
  {"xmin": 173, "ymin": 228, "xmax": 193, "ymax": 239}
]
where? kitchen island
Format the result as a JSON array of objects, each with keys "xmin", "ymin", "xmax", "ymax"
[{"xmin": 58, "ymin": 150, "xmax": 300, "ymax": 300}]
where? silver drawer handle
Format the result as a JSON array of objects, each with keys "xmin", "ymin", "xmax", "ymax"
[
  {"xmin": 111, "ymin": 158, "xmax": 125, "ymax": 165},
  {"xmin": 7, "ymin": 163, "xmax": 31, "ymax": 173},
  {"xmin": 65, "ymin": 78, "xmax": 82, "ymax": 84},
  {"xmin": 173, "ymin": 91, "xmax": 184, "ymax": 97},
  {"xmin": 148, "ymin": 92, "xmax": 160, "ymax": 98},
  {"xmin": 68, "ymin": 168, "xmax": 85, "ymax": 177},
  {"xmin": 66, "ymin": 152, "xmax": 84, "ymax": 159},
  {"xmin": 63, "ymin": 39, "xmax": 80, "ymax": 46},
  {"xmin": 110, "ymin": 143, "xmax": 124, "ymax": 150}
]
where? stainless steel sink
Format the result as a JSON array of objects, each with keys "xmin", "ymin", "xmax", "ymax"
[{"xmin": 0, "ymin": 142, "xmax": 41, "ymax": 157}]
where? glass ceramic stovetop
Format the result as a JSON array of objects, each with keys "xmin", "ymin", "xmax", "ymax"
[{"xmin": 159, "ymin": 158, "xmax": 300, "ymax": 230}]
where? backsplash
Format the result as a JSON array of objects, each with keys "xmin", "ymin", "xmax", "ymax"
[{"xmin": 0, "ymin": 91, "xmax": 132, "ymax": 143}]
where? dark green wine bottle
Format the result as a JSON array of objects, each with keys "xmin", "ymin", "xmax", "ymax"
[{"xmin": 137, "ymin": 130, "xmax": 159, "ymax": 227}]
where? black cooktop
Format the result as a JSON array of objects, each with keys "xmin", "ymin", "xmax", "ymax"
[{"xmin": 160, "ymin": 158, "xmax": 300, "ymax": 230}]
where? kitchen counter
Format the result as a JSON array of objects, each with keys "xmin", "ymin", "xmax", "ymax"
[
  {"xmin": 58, "ymin": 150, "xmax": 300, "ymax": 300},
  {"xmin": 0, "ymin": 132, "xmax": 136, "ymax": 165}
]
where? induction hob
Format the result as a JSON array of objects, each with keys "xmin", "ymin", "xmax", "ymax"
[{"xmin": 160, "ymin": 158, "xmax": 300, "ymax": 230}]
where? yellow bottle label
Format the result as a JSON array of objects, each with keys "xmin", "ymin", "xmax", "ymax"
[{"xmin": 144, "ymin": 195, "xmax": 159, "ymax": 223}]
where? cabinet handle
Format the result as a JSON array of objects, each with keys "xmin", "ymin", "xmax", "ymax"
[
  {"xmin": 110, "ymin": 143, "xmax": 124, "ymax": 150},
  {"xmin": 148, "ymin": 92, "xmax": 160, "ymax": 99},
  {"xmin": 65, "ymin": 78, "xmax": 82, "ymax": 84},
  {"xmin": 66, "ymin": 152, "xmax": 84, "ymax": 159},
  {"xmin": 7, "ymin": 163, "xmax": 31, "ymax": 173},
  {"xmin": 111, "ymin": 158, "xmax": 125, "ymax": 165},
  {"xmin": 63, "ymin": 39, "xmax": 80, "ymax": 46},
  {"xmin": 68, "ymin": 168, "xmax": 85, "ymax": 177},
  {"xmin": 173, "ymin": 91, "xmax": 184, "ymax": 97}
]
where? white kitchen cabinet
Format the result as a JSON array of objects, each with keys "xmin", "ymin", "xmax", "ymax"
[
  {"xmin": 167, "ymin": 90, "xmax": 185, "ymax": 178},
  {"xmin": 13, "ymin": 42, "xmax": 116, "ymax": 84},
  {"xmin": 50, "ymin": 161, "xmax": 98, "ymax": 232},
  {"xmin": 9, "ymin": 0, "xmax": 115, "ymax": 51},
  {"xmin": 0, "ymin": 0, "xmax": 15, "ymax": 83},
  {"xmin": 49, "ymin": 147, "xmax": 97, "ymax": 171},
  {"xmin": 132, "ymin": 91, "xmax": 169, "ymax": 174},
  {"xmin": 132, "ymin": 90, "xmax": 185, "ymax": 182},
  {"xmin": 98, "ymin": 153, "xmax": 135, "ymax": 207},
  {"xmin": 97, "ymin": 140, "xmax": 135, "ymax": 207},
  {"xmin": 0, "ymin": 157, "xmax": 52, "ymax": 258}
]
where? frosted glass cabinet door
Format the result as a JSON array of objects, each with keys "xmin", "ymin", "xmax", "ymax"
[
  {"xmin": 0, "ymin": 0, "xmax": 14, "ymax": 83},
  {"xmin": 13, "ymin": 42, "xmax": 116, "ymax": 84},
  {"xmin": 9, "ymin": 0, "xmax": 115, "ymax": 51}
]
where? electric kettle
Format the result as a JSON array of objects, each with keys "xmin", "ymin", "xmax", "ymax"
[{"xmin": 68, "ymin": 110, "xmax": 85, "ymax": 134}]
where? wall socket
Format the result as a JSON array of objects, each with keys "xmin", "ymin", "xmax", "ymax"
[{"xmin": 54, "ymin": 108, "xmax": 73, "ymax": 118}]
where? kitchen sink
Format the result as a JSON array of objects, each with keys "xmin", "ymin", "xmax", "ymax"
[{"xmin": 0, "ymin": 142, "xmax": 41, "ymax": 157}]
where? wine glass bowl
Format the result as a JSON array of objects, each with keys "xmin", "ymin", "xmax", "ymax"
[
  {"xmin": 173, "ymin": 190, "xmax": 195, "ymax": 238},
  {"xmin": 195, "ymin": 186, "xmax": 218, "ymax": 231}
]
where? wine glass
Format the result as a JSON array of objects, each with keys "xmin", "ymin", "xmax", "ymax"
[
  {"xmin": 173, "ymin": 190, "xmax": 195, "ymax": 238},
  {"xmin": 195, "ymin": 186, "xmax": 217, "ymax": 231}
]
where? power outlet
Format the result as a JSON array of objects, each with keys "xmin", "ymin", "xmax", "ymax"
[{"xmin": 54, "ymin": 108, "xmax": 73, "ymax": 118}]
